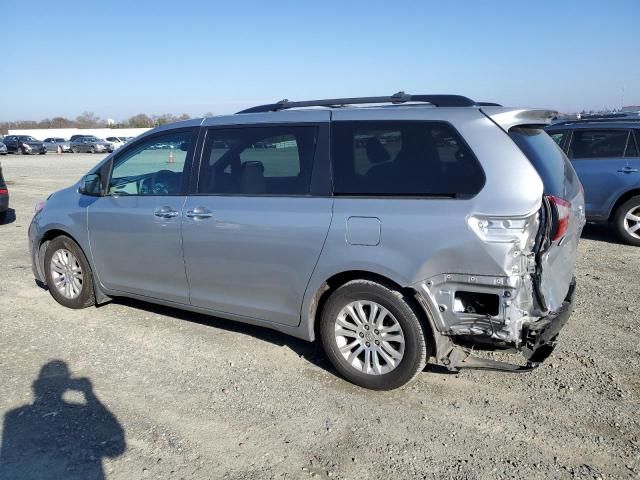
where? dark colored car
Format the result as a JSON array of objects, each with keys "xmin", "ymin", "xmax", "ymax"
[
  {"xmin": 546, "ymin": 119, "xmax": 640, "ymax": 245},
  {"xmin": 3, "ymin": 135, "xmax": 47, "ymax": 155},
  {"xmin": 70, "ymin": 136, "xmax": 114, "ymax": 154},
  {"xmin": 0, "ymin": 162, "xmax": 8, "ymax": 222}
]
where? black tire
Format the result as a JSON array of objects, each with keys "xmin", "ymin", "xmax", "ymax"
[
  {"xmin": 89, "ymin": 146, "xmax": 96, "ymax": 154},
  {"xmin": 613, "ymin": 195, "xmax": 640, "ymax": 246},
  {"xmin": 320, "ymin": 279, "xmax": 430, "ymax": 390},
  {"xmin": 43, "ymin": 236, "xmax": 95, "ymax": 309}
]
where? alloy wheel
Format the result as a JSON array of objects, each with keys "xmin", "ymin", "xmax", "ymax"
[
  {"xmin": 50, "ymin": 248, "xmax": 84, "ymax": 299},
  {"xmin": 624, "ymin": 205, "xmax": 640, "ymax": 239},
  {"xmin": 334, "ymin": 300, "xmax": 405, "ymax": 375}
]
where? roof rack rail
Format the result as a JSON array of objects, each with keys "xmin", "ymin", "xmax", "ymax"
[{"xmin": 236, "ymin": 91, "xmax": 482, "ymax": 114}]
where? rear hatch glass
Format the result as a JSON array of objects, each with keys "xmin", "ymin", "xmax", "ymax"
[
  {"xmin": 508, "ymin": 127, "xmax": 584, "ymax": 312},
  {"xmin": 509, "ymin": 127, "xmax": 580, "ymax": 199}
]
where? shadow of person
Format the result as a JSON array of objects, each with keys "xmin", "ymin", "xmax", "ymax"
[{"xmin": 0, "ymin": 360, "xmax": 125, "ymax": 480}]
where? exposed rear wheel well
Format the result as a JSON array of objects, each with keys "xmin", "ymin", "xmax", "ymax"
[
  {"xmin": 609, "ymin": 189, "xmax": 640, "ymax": 222},
  {"xmin": 311, "ymin": 270, "xmax": 436, "ymax": 353}
]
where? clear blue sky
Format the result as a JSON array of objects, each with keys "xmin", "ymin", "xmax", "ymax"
[{"xmin": 1, "ymin": 0, "xmax": 639, "ymax": 121}]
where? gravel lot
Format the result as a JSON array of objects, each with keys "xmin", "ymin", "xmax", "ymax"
[{"xmin": 0, "ymin": 153, "xmax": 638, "ymax": 480}]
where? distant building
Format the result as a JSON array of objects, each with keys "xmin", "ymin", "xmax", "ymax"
[{"xmin": 621, "ymin": 105, "xmax": 640, "ymax": 114}]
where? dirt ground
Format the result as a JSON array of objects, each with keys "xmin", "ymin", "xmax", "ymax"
[{"xmin": 0, "ymin": 153, "xmax": 638, "ymax": 479}]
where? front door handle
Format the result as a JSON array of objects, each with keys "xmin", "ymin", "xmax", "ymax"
[
  {"xmin": 154, "ymin": 206, "xmax": 180, "ymax": 218},
  {"xmin": 617, "ymin": 167, "xmax": 639, "ymax": 173},
  {"xmin": 185, "ymin": 206, "xmax": 213, "ymax": 219}
]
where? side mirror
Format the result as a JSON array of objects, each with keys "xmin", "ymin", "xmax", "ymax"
[{"xmin": 78, "ymin": 173, "xmax": 103, "ymax": 196}]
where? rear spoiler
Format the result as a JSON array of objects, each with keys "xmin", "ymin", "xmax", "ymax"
[{"xmin": 479, "ymin": 108, "xmax": 558, "ymax": 132}]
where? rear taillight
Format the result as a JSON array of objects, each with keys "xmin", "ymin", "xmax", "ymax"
[
  {"xmin": 0, "ymin": 188, "xmax": 8, "ymax": 195},
  {"xmin": 467, "ymin": 213, "xmax": 538, "ymax": 248},
  {"xmin": 547, "ymin": 195, "xmax": 571, "ymax": 241}
]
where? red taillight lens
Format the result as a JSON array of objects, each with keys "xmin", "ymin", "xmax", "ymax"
[
  {"xmin": 548, "ymin": 195, "xmax": 571, "ymax": 241},
  {"xmin": 0, "ymin": 188, "xmax": 8, "ymax": 195}
]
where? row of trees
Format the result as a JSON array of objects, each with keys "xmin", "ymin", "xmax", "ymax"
[{"xmin": 0, "ymin": 112, "xmax": 202, "ymax": 134}]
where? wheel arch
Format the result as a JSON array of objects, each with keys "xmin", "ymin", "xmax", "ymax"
[
  {"xmin": 36, "ymin": 228, "xmax": 85, "ymax": 282},
  {"xmin": 36, "ymin": 228, "xmax": 111, "ymax": 304},
  {"xmin": 304, "ymin": 269, "xmax": 438, "ymax": 356},
  {"xmin": 608, "ymin": 188, "xmax": 640, "ymax": 222}
]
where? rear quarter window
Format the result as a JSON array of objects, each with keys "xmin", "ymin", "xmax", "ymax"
[
  {"xmin": 331, "ymin": 121, "xmax": 485, "ymax": 197},
  {"xmin": 509, "ymin": 127, "xmax": 580, "ymax": 199}
]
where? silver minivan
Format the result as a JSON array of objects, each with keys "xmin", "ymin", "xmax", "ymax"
[{"xmin": 28, "ymin": 93, "xmax": 585, "ymax": 390}]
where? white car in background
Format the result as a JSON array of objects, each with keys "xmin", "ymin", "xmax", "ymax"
[{"xmin": 105, "ymin": 136, "xmax": 130, "ymax": 149}]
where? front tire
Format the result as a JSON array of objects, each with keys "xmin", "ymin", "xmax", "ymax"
[
  {"xmin": 44, "ymin": 236, "xmax": 95, "ymax": 309},
  {"xmin": 613, "ymin": 196, "xmax": 640, "ymax": 246},
  {"xmin": 320, "ymin": 279, "xmax": 430, "ymax": 390}
]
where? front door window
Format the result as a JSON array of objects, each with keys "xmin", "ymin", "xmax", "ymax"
[{"xmin": 109, "ymin": 131, "xmax": 194, "ymax": 195}]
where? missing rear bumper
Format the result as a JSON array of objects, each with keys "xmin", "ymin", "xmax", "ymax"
[
  {"xmin": 522, "ymin": 278, "xmax": 576, "ymax": 363},
  {"xmin": 442, "ymin": 278, "xmax": 576, "ymax": 372}
]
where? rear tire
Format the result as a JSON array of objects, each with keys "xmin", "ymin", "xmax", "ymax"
[
  {"xmin": 43, "ymin": 236, "xmax": 95, "ymax": 309},
  {"xmin": 320, "ymin": 279, "xmax": 430, "ymax": 390},
  {"xmin": 613, "ymin": 196, "xmax": 640, "ymax": 246}
]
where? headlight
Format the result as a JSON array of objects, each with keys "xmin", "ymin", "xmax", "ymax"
[{"xmin": 22, "ymin": 143, "xmax": 32, "ymax": 150}]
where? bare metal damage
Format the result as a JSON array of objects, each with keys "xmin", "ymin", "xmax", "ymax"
[{"xmin": 413, "ymin": 210, "xmax": 554, "ymax": 367}]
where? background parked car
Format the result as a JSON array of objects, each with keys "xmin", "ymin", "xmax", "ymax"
[
  {"xmin": 70, "ymin": 136, "xmax": 114, "ymax": 154},
  {"xmin": 0, "ymin": 161, "xmax": 8, "ymax": 222},
  {"xmin": 43, "ymin": 137, "xmax": 72, "ymax": 153},
  {"xmin": 546, "ymin": 119, "xmax": 640, "ymax": 245},
  {"xmin": 0, "ymin": 142, "xmax": 7, "ymax": 155},
  {"xmin": 2, "ymin": 135, "xmax": 47, "ymax": 155},
  {"xmin": 105, "ymin": 136, "xmax": 128, "ymax": 149}
]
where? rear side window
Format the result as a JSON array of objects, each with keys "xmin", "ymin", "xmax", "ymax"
[
  {"xmin": 198, "ymin": 126, "xmax": 317, "ymax": 195},
  {"xmin": 509, "ymin": 127, "xmax": 580, "ymax": 198},
  {"xmin": 331, "ymin": 121, "xmax": 484, "ymax": 197},
  {"xmin": 568, "ymin": 129, "xmax": 628, "ymax": 159}
]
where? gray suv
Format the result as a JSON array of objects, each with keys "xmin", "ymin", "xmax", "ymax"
[
  {"xmin": 28, "ymin": 93, "xmax": 585, "ymax": 390},
  {"xmin": 546, "ymin": 119, "xmax": 640, "ymax": 245}
]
